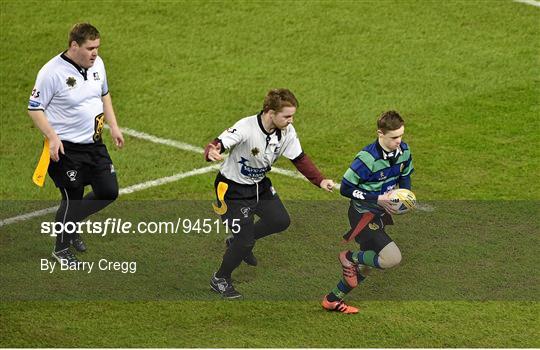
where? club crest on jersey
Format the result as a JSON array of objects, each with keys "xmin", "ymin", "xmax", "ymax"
[
  {"xmin": 66, "ymin": 77, "xmax": 77, "ymax": 88},
  {"xmin": 251, "ymin": 147, "xmax": 260, "ymax": 157},
  {"xmin": 66, "ymin": 170, "xmax": 77, "ymax": 182},
  {"xmin": 378, "ymin": 171, "xmax": 387, "ymax": 180},
  {"xmin": 240, "ymin": 207, "xmax": 251, "ymax": 218},
  {"xmin": 369, "ymin": 222, "xmax": 380, "ymax": 230},
  {"xmin": 238, "ymin": 157, "xmax": 270, "ymax": 179},
  {"xmin": 93, "ymin": 72, "xmax": 100, "ymax": 81}
]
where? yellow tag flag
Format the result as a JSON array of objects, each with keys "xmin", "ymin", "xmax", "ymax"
[
  {"xmin": 212, "ymin": 181, "xmax": 229, "ymax": 215},
  {"xmin": 32, "ymin": 139, "xmax": 50, "ymax": 187}
]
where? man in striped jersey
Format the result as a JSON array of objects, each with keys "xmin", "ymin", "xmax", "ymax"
[{"xmin": 321, "ymin": 110, "xmax": 414, "ymax": 313}]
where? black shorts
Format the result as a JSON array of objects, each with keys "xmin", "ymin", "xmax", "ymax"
[
  {"xmin": 213, "ymin": 172, "xmax": 276, "ymax": 220},
  {"xmin": 48, "ymin": 141, "xmax": 114, "ymax": 188},
  {"xmin": 346, "ymin": 203, "xmax": 394, "ymax": 253}
]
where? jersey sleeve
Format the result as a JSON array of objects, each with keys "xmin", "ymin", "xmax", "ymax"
[
  {"xmin": 28, "ymin": 66, "xmax": 55, "ymax": 111},
  {"xmin": 399, "ymin": 147, "xmax": 414, "ymax": 189},
  {"xmin": 341, "ymin": 152, "xmax": 379, "ymax": 201},
  {"xmin": 217, "ymin": 120, "xmax": 245, "ymax": 149},
  {"xmin": 281, "ymin": 125, "xmax": 303, "ymax": 160},
  {"xmin": 401, "ymin": 155, "xmax": 414, "ymax": 177},
  {"xmin": 342, "ymin": 154, "xmax": 371, "ymax": 186},
  {"xmin": 100, "ymin": 58, "xmax": 109, "ymax": 96}
]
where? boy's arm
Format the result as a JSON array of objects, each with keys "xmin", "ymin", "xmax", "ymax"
[
  {"xmin": 341, "ymin": 158, "xmax": 397, "ymax": 214},
  {"xmin": 398, "ymin": 176, "xmax": 411, "ymax": 190},
  {"xmin": 398, "ymin": 152, "xmax": 414, "ymax": 189}
]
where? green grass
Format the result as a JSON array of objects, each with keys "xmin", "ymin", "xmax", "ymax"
[
  {"xmin": 1, "ymin": 0, "xmax": 539, "ymax": 347},
  {"xmin": 1, "ymin": 301, "xmax": 538, "ymax": 347}
]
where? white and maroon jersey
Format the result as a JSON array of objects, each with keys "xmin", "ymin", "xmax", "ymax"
[
  {"xmin": 28, "ymin": 52, "xmax": 109, "ymax": 144},
  {"xmin": 218, "ymin": 113, "xmax": 303, "ymax": 184}
]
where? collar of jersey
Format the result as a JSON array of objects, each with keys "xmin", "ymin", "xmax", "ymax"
[
  {"xmin": 257, "ymin": 111, "xmax": 282, "ymax": 141},
  {"xmin": 60, "ymin": 51, "xmax": 88, "ymax": 80},
  {"xmin": 376, "ymin": 139, "xmax": 402, "ymax": 160}
]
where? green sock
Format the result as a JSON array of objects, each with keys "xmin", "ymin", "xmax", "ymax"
[
  {"xmin": 351, "ymin": 250, "xmax": 381, "ymax": 268},
  {"xmin": 329, "ymin": 278, "xmax": 354, "ymax": 301},
  {"xmin": 328, "ymin": 273, "xmax": 367, "ymax": 302}
]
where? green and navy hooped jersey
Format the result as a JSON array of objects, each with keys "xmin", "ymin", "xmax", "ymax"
[{"xmin": 342, "ymin": 140, "xmax": 413, "ymax": 213}]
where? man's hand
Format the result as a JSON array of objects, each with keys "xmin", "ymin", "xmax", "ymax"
[
  {"xmin": 27, "ymin": 110, "xmax": 64, "ymax": 161},
  {"xmin": 319, "ymin": 179, "xmax": 335, "ymax": 192},
  {"xmin": 110, "ymin": 126, "xmax": 124, "ymax": 148},
  {"xmin": 49, "ymin": 135, "xmax": 64, "ymax": 162},
  {"xmin": 206, "ymin": 142, "xmax": 222, "ymax": 161},
  {"xmin": 377, "ymin": 192, "xmax": 398, "ymax": 215}
]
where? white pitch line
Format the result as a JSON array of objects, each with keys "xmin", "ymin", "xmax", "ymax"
[
  {"xmin": 119, "ymin": 164, "xmax": 219, "ymax": 194},
  {"xmin": 0, "ymin": 206, "xmax": 59, "ymax": 227},
  {"xmin": 0, "ymin": 164, "xmax": 219, "ymax": 227},
  {"xmin": 117, "ymin": 125, "xmax": 307, "ymax": 180},
  {"xmin": 270, "ymin": 166, "xmax": 307, "ymax": 180},
  {"xmin": 120, "ymin": 127, "xmax": 204, "ymax": 154},
  {"xmin": 513, "ymin": 0, "xmax": 540, "ymax": 7}
]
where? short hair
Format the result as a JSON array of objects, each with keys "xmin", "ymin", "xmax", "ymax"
[
  {"xmin": 377, "ymin": 110, "xmax": 404, "ymax": 133},
  {"xmin": 263, "ymin": 88, "xmax": 298, "ymax": 113},
  {"xmin": 68, "ymin": 23, "xmax": 100, "ymax": 46}
]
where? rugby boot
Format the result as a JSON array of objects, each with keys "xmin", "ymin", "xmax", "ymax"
[
  {"xmin": 321, "ymin": 295, "xmax": 359, "ymax": 314},
  {"xmin": 71, "ymin": 238, "xmax": 87, "ymax": 252},
  {"xmin": 52, "ymin": 248, "xmax": 79, "ymax": 264},
  {"xmin": 210, "ymin": 272, "xmax": 242, "ymax": 299}
]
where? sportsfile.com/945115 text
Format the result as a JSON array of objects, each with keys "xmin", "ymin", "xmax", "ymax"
[{"xmin": 40, "ymin": 218, "xmax": 241, "ymax": 237}]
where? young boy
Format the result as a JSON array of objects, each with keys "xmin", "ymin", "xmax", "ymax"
[{"xmin": 322, "ymin": 110, "xmax": 414, "ymax": 313}]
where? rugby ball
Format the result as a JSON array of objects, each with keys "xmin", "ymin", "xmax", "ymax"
[{"xmin": 388, "ymin": 189, "xmax": 417, "ymax": 214}]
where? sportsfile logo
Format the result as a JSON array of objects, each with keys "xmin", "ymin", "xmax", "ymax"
[
  {"xmin": 41, "ymin": 219, "xmax": 130, "ymax": 237},
  {"xmin": 41, "ymin": 218, "xmax": 241, "ymax": 237}
]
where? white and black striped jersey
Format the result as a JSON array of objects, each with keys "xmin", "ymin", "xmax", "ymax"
[
  {"xmin": 28, "ymin": 52, "xmax": 109, "ymax": 144},
  {"xmin": 218, "ymin": 113, "xmax": 303, "ymax": 185}
]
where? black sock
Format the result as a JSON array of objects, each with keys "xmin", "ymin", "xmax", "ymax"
[
  {"xmin": 216, "ymin": 242, "xmax": 251, "ymax": 279},
  {"xmin": 327, "ymin": 292, "xmax": 341, "ymax": 302}
]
